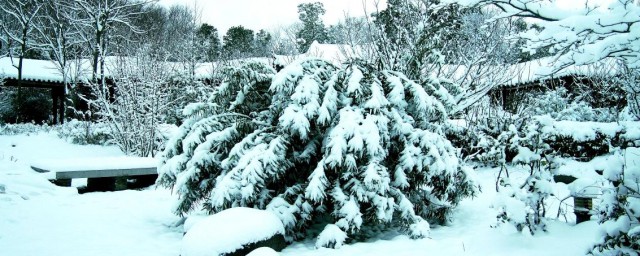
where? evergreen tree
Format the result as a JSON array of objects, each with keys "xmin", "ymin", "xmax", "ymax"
[
  {"xmin": 158, "ymin": 60, "xmax": 276, "ymax": 211},
  {"xmin": 222, "ymin": 25, "xmax": 254, "ymax": 59},
  {"xmin": 196, "ymin": 23, "xmax": 221, "ymax": 62},
  {"xmin": 158, "ymin": 58, "xmax": 477, "ymax": 247},
  {"xmin": 296, "ymin": 2, "xmax": 328, "ymax": 53},
  {"xmin": 253, "ymin": 29, "xmax": 272, "ymax": 57}
]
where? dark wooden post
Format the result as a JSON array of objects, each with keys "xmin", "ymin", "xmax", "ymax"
[
  {"xmin": 51, "ymin": 87, "xmax": 59, "ymax": 124},
  {"xmin": 574, "ymin": 197, "xmax": 593, "ymax": 223},
  {"xmin": 58, "ymin": 86, "xmax": 65, "ymax": 124}
]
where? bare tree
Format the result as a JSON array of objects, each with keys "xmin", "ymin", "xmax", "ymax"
[
  {"xmin": 0, "ymin": 0, "xmax": 46, "ymax": 84},
  {"xmin": 65, "ymin": 0, "xmax": 149, "ymax": 84},
  {"xmin": 270, "ymin": 23, "xmax": 302, "ymax": 56},
  {"xmin": 452, "ymin": 0, "xmax": 640, "ymax": 70},
  {"xmin": 365, "ymin": 0, "xmax": 522, "ymax": 115},
  {"xmin": 89, "ymin": 47, "xmax": 174, "ymax": 156},
  {"xmin": 0, "ymin": 0, "xmax": 46, "ymax": 122},
  {"xmin": 327, "ymin": 16, "xmax": 373, "ymax": 47},
  {"xmin": 35, "ymin": 0, "xmax": 86, "ymax": 94}
]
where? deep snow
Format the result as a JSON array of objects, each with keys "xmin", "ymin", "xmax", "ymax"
[{"xmin": 0, "ymin": 132, "xmax": 603, "ymax": 255}]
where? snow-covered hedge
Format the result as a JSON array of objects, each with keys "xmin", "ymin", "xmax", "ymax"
[
  {"xmin": 54, "ymin": 119, "xmax": 112, "ymax": 145},
  {"xmin": 158, "ymin": 59, "xmax": 477, "ymax": 247},
  {"xmin": 465, "ymin": 117, "xmax": 640, "ymax": 166},
  {"xmin": 0, "ymin": 122, "xmax": 50, "ymax": 135}
]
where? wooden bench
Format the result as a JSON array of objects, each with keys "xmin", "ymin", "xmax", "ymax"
[{"xmin": 31, "ymin": 156, "xmax": 158, "ymax": 192}]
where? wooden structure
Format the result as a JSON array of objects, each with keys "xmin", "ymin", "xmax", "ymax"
[
  {"xmin": 31, "ymin": 157, "xmax": 158, "ymax": 192},
  {"xmin": 2, "ymin": 77, "xmax": 66, "ymax": 124},
  {"xmin": 489, "ymin": 57, "xmax": 622, "ymax": 112},
  {"xmin": 0, "ymin": 57, "xmax": 75, "ymax": 124}
]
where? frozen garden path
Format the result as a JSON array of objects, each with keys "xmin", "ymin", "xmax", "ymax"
[{"xmin": 0, "ymin": 132, "xmax": 603, "ymax": 255}]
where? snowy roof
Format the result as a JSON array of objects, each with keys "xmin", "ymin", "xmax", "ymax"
[
  {"xmin": 422, "ymin": 57, "xmax": 623, "ymax": 89},
  {"xmin": 0, "ymin": 56, "xmax": 275, "ymax": 85},
  {"xmin": 274, "ymin": 42, "xmax": 623, "ymax": 89},
  {"xmin": 498, "ymin": 57, "xmax": 623, "ymax": 88},
  {"xmin": 0, "ymin": 57, "xmax": 81, "ymax": 84}
]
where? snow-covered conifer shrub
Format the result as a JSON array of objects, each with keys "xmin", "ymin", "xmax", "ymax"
[
  {"xmin": 157, "ymin": 61, "xmax": 277, "ymax": 212},
  {"xmin": 164, "ymin": 73, "xmax": 214, "ymax": 125},
  {"xmin": 159, "ymin": 58, "xmax": 477, "ymax": 247}
]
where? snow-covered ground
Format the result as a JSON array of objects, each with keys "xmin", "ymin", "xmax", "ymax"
[{"xmin": 0, "ymin": 132, "xmax": 602, "ymax": 256}]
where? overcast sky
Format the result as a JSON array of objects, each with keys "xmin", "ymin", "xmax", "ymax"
[{"xmin": 157, "ymin": 0, "xmax": 388, "ymax": 34}]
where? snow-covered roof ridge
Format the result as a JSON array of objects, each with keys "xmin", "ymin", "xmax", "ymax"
[
  {"xmin": 500, "ymin": 56, "xmax": 623, "ymax": 88},
  {"xmin": 0, "ymin": 57, "xmax": 83, "ymax": 84},
  {"xmin": 0, "ymin": 56, "xmax": 277, "ymax": 85},
  {"xmin": 0, "ymin": 48, "xmax": 623, "ymax": 89}
]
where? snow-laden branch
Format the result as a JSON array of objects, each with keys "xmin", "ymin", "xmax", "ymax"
[{"xmin": 446, "ymin": 0, "xmax": 640, "ymax": 70}]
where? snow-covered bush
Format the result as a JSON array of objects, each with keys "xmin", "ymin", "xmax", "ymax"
[
  {"xmin": 0, "ymin": 122, "xmax": 50, "ymax": 135},
  {"xmin": 474, "ymin": 115, "xmax": 640, "ymax": 166},
  {"xmin": 159, "ymin": 58, "xmax": 477, "ymax": 247},
  {"xmin": 591, "ymin": 148, "xmax": 640, "ymax": 255},
  {"xmin": 488, "ymin": 117, "xmax": 640, "ymax": 234},
  {"xmin": 157, "ymin": 60, "xmax": 276, "ymax": 204},
  {"xmin": 494, "ymin": 117, "xmax": 554, "ymax": 234},
  {"xmin": 621, "ymin": 67, "xmax": 640, "ymax": 121},
  {"xmin": 526, "ymin": 88, "xmax": 618, "ymax": 122},
  {"xmin": 55, "ymin": 119, "xmax": 111, "ymax": 145}
]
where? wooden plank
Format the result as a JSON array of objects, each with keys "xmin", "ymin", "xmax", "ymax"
[{"xmin": 55, "ymin": 167, "xmax": 157, "ymax": 179}]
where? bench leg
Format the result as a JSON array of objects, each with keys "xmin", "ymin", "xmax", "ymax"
[
  {"xmin": 52, "ymin": 179, "xmax": 72, "ymax": 187},
  {"xmin": 127, "ymin": 174, "xmax": 158, "ymax": 189},
  {"xmin": 575, "ymin": 212, "xmax": 591, "ymax": 224},
  {"xmin": 86, "ymin": 177, "xmax": 116, "ymax": 192}
]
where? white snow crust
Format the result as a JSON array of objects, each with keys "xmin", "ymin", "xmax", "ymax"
[{"xmin": 181, "ymin": 207, "xmax": 285, "ymax": 256}]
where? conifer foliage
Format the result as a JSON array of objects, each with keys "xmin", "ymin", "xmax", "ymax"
[{"xmin": 158, "ymin": 58, "xmax": 477, "ymax": 247}]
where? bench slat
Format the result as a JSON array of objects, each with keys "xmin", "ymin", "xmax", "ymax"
[{"xmin": 55, "ymin": 167, "xmax": 157, "ymax": 179}]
